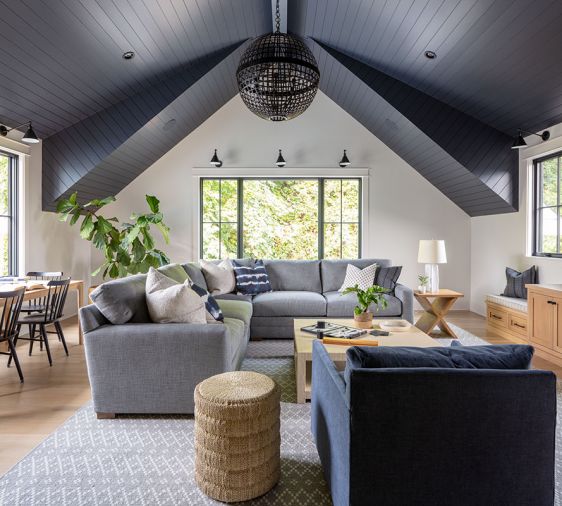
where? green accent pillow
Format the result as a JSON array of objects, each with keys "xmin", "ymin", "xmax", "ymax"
[{"xmin": 157, "ymin": 263, "xmax": 190, "ymax": 284}]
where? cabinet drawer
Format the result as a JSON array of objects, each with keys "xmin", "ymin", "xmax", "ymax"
[
  {"xmin": 509, "ymin": 314, "xmax": 528, "ymax": 337},
  {"xmin": 488, "ymin": 306, "xmax": 508, "ymax": 328}
]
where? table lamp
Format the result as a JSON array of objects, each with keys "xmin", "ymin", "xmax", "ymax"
[{"xmin": 418, "ymin": 240, "xmax": 447, "ymax": 292}]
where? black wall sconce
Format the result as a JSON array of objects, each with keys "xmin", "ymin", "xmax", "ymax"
[
  {"xmin": 276, "ymin": 149, "xmax": 286, "ymax": 167},
  {"xmin": 210, "ymin": 149, "xmax": 223, "ymax": 167},
  {"xmin": 339, "ymin": 149, "xmax": 350, "ymax": 167},
  {"xmin": 0, "ymin": 121, "xmax": 39, "ymax": 144},
  {"xmin": 512, "ymin": 129, "xmax": 550, "ymax": 150}
]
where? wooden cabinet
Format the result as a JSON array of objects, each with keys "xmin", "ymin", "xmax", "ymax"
[
  {"xmin": 486, "ymin": 301, "xmax": 527, "ymax": 344},
  {"xmin": 527, "ymin": 284, "xmax": 562, "ymax": 366}
]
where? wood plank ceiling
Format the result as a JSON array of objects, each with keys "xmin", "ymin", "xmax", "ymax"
[{"xmin": 1, "ymin": 0, "xmax": 562, "ymax": 214}]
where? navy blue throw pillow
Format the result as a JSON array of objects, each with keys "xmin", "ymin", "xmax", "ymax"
[
  {"xmin": 190, "ymin": 283, "xmax": 224, "ymax": 322},
  {"xmin": 502, "ymin": 266, "xmax": 537, "ymax": 299},
  {"xmin": 232, "ymin": 259, "xmax": 272, "ymax": 295},
  {"xmin": 347, "ymin": 344, "xmax": 534, "ymax": 371}
]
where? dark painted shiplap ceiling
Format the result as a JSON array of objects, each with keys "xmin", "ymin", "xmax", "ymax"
[{"xmin": 1, "ymin": 0, "xmax": 561, "ymax": 214}]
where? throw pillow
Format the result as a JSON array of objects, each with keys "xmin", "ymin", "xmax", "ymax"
[
  {"xmin": 145, "ymin": 267, "xmax": 206, "ymax": 324},
  {"xmin": 157, "ymin": 263, "xmax": 190, "ymax": 284},
  {"xmin": 374, "ymin": 266, "xmax": 402, "ymax": 292},
  {"xmin": 190, "ymin": 283, "xmax": 224, "ymax": 323},
  {"xmin": 339, "ymin": 263, "xmax": 378, "ymax": 292},
  {"xmin": 233, "ymin": 259, "xmax": 272, "ymax": 295},
  {"xmin": 346, "ymin": 344, "xmax": 534, "ymax": 371},
  {"xmin": 200, "ymin": 259, "xmax": 236, "ymax": 295},
  {"xmin": 502, "ymin": 266, "xmax": 537, "ymax": 299}
]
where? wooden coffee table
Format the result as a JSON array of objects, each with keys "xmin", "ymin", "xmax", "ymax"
[{"xmin": 293, "ymin": 318, "xmax": 439, "ymax": 403}]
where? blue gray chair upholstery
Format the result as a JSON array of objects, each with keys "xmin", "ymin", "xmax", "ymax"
[{"xmin": 311, "ymin": 340, "xmax": 556, "ymax": 506}]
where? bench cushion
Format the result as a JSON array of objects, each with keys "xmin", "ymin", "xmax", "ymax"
[{"xmin": 486, "ymin": 294, "xmax": 528, "ymax": 313}]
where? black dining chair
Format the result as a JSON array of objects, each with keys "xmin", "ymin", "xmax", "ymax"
[
  {"xmin": 21, "ymin": 271, "xmax": 63, "ymax": 314},
  {"xmin": 0, "ymin": 286, "xmax": 26, "ymax": 382},
  {"xmin": 10, "ymin": 279, "xmax": 71, "ymax": 366}
]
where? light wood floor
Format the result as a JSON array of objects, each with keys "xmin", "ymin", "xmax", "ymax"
[{"xmin": 0, "ymin": 311, "xmax": 560, "ymax": 477}]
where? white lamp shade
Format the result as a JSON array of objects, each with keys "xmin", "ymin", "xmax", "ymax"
[{"xmin": 418, "ymin": 240, "xmax": 447, "ymax": 264}]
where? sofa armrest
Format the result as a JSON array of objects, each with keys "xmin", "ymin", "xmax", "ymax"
[
  {"xmin": 394, "ymin": 283, "xmax": 414, "ymax": 323},
  {"xmin": 79, "ymin": 304, "xmax": 109, "ymax": 334},
  {"xmin": 311, "ymin": 340, "xmax": 350, "ymax": 506},
  {"xmin": 84, "ymin": 322, "xmax": 233, "ymax": 414}
]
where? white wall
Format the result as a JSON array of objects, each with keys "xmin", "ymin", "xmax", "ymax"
[
  {"xmin": 98, "ymin": 92, "xmax": 471, "ymax": 308},
  {"xmin": 0, "ymin": 134, "xmax": 91, "ymax": 315},
  {"xmin": 471, "ymin": 122, "xmax": 562, "ymax": 315}
]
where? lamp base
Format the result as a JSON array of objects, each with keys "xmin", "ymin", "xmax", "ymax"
[{"xmin": 425, "ymin": 264, "xmax": 440, "ymax": 293}]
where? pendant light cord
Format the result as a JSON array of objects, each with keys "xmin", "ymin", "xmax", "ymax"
[{"xmin": 275, "ymin": 0, "xmax": 280, "ymax": 32}]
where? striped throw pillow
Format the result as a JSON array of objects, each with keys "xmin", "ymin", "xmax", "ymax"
[{"xmin": 233, "ymin": 259, "xmax": 272, "ymax": 295}]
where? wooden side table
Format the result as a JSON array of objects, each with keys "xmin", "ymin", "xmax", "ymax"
[{"xmin": 414, "ymin": 289, "xmax": 464, "ymax": 338}]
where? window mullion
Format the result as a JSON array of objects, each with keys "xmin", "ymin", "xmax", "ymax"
[{"xmin": 318, "ymin": 178, "xmax": 324, "ymax": 260}]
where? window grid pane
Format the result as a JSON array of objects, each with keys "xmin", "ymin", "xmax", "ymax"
[
  {"xmin": 0, "ymin": 151, "xmax": 15, "ymax": 275},
  {"xmin": 201, "ymin": 177, "xmax": 361, "ymax": 260},
  {"xmin": 535, "ymin": 154, "xmax": 562, "ymax": 256}
]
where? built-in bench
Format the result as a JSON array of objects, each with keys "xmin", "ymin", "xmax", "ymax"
[{"xmin": 485, "ymin": 294, "xmax": 528, "ymax": 344}]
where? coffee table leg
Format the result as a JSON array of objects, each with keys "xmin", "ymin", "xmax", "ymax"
[{"xmin": 295, "ymin": 353, "xmax": 306, "ymax": 404}]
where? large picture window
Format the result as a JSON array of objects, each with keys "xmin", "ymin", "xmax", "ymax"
[
  {"xmin": 533, "ymin": 151, "xmax": 562, "ymax": 257},
  {"xmin": 200, "ymin": 178, "xmax": 361, "ymax": 260},
  {"xmin": 0, "ymin": 151, "xmax": 17, "ymax": 275}
]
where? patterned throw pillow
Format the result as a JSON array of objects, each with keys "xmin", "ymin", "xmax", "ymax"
[
  {"xmin": 374, "ymin": 266, "xmax": 402, "ymax": 292},
  {"xmin": 232, "ymin": 259, "xmax": 272, "ymax": 295},
  {"xmin": 339, "ymin": 263, "xmax": 378, "ymax": 292},
  {"xmin": 190, "ymin": 283, "xmax": 224, "ymax": 322}
]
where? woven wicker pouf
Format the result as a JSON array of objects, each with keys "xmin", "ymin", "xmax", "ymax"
[{"xmin": 194, "ymin": 371, "xmax": 281, "ymax": 503}]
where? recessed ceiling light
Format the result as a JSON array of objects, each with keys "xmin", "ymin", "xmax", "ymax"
[
  {"xmin": 424, "ymin": 50, "xmax": 436, "ymax": 59},
  {"xmin": 122, "ymin": 51, "xmax": 135, "ymax": 60}
]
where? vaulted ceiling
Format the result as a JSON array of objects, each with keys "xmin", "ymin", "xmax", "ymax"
[{"xmin": 1, "ymin": 0, "xmax": 562, "ymax": 214}]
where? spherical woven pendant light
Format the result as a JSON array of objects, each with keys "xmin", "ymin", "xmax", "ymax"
[{"xmin": 236, "ymin": 2, "xmax": 320, "ymax": 121}]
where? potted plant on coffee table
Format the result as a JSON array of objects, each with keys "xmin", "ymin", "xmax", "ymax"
[{"xmin": 341, "ymin": 284, "xmax": 389, "ymax": 329}]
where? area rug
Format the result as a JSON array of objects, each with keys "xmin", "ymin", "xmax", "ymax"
[{"xmin": 0, "ymin": 326, "xmax": 560, "ymax": 505}]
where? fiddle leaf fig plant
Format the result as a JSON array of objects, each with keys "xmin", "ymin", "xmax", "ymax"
[
  {"xmin": 57, "ymin": 192, "xmax": 170, "ymax": 279},
  {"xmin": 341, "ymin": 284, "xmax": 389, "ymax": 316}
]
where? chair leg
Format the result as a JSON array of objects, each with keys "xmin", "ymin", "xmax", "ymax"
[
  {"xmin": 7, "ymin": 325, "xmax": 20, "ymax": 367},
  {"xmin": 7, "ymin": 337, "xmax": 23, "ymax": 383},
  {"xmin": 28, "ymin": 324, "xmax": 34, "ymax": 356},
  {"xmin": 54, "ymin": 321, "xmax": 69, "ymax": 356},
  {"xmin": 40, "ymin": 324, "xmax": 52, "ymax": 366}
]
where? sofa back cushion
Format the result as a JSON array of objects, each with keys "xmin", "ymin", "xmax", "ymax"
[
  {"xmin": 90, "ymin": 274, "xmax": 150, "ymax": 324},
  {"xmin": 264, "ymin": 260, "xmax": 322, "ymax": 292},
  {"xmin": 321, "ymin": 259, "xmax": 391, "ymax": 293},
  {"xmin": 346, "ymin": 345, "xmax": 534, "ymax": 375}
]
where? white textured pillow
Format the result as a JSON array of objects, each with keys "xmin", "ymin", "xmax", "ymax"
[
  {"xmin": 145, "ymin": 267, "xmax": 206, "ymax": 324},
  {"xmin": 339, "ymin": 263, "xmax": 378, "ymax": 292},
  {"xmin": 200, "ymin": 259, "xmax": 236, "ymax": 295}
]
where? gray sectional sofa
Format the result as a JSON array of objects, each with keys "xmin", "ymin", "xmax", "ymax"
[{"xmin": 79, "ymin": 258, "xmax": 412, "ymax": 415}]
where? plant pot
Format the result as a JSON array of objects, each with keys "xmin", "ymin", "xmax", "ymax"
[
  {"xmin": 418, "ymin": 285, "xmax": 427, "ymax": 294},
  {"xmin": 354, "ymin": 311, "xmax": 373, "ymax": 329}
]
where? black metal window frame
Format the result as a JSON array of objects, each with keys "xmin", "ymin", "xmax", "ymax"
[
  {"xmin": 533, "ymin": 150, "xmax": 562, "ymax": 258},
  {"xmin": 200, "ymin": 177, "xmax": 362, "ymax": 260},
  {"xmin": 0, "ymin": 150, "xmax": 18, "ymax": 275}
]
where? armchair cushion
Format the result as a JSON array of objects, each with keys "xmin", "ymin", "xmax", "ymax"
[{"xmin": 346, "ymin": 344, "xmax": 534, "ymax": 373}]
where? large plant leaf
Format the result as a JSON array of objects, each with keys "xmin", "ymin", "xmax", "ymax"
[
  {"xmin": 79, "ymin": 214, "xmax": 95, "ymax": 239},
  {"xmin": 145, "ymin": 195, "xmax": 160, "ymax": 213},
  {"xmin": 156, "ymin": 222, "xmax": 170, "ymax": 244}
]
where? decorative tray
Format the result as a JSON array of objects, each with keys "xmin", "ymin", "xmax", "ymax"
[{"xmin": 378, "ymin": 320, "xmax": 411, "ymax": 332}]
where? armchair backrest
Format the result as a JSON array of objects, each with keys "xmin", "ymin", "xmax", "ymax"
[{"xmin": 346, "ymin": 366, "xmax": 556, "ymax": 506}]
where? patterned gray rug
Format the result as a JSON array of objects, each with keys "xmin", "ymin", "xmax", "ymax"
[{"xmin": 0, "ymin": 324, "xmax": 560, "ymax": 505}]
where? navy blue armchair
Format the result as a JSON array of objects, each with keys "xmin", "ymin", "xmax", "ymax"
[{"xmin": 311, "ymin": 340, "xmax": 556, "ymax": 506}]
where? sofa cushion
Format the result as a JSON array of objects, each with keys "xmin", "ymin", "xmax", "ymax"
[
  {"xmin": 145, "ymin": 267, "xmax": 207, "ymax": 324},
  {"xmin": 263, "ymin": 260, "xmax": 322, "ymax": 293},
  {"xmin": 324, "ymin": 291, "xmax": 402, "ymax": 318},
  {"xmin": 200, "ymin": 259, "xmax": 236, "ymax": 295},
  {"xmin": 233, "ymin": 259, "xmax": 272, "ymax": 295},
  {"xmin": 182, "ymin": 262, "xmax": 208, "ymax": 290},
  {"xmin": 217, "ymin": 299, "xmax": 253, "ymax": 329},
  {"xmin": 223, "ymin": 317, "xmax": 248, "ymax": 370},
  {"xmin": 214, "ymin": 293, "xmax": 253, "ymax": 303},
  {"xmin": 252, "ymin": 291, "xmax": 327, "ymax": 317},
  {"xmin": 321, "ymin": 259, "xmax": 392, "ymax": 293},
  {"xmin": 157, "ymin": 263, "xmax": 190, "ymax": 284},
  {"xmin": 346, "ymin": 345, "xmax": 534, "ymax": 372},
  {"xmin": 90, "ymin": 274, "xmax": 150, "ymax": 324}
]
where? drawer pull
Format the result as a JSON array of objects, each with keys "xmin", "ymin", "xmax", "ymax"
[
  {"xmin": 548, "ymin": 300, "xmax": 558, "ymax": 305},
  {"xmin": 513, "ymin": 322, "xmax": 526, "ymax": 329},
  {"xmin": 490, "ymin": 314, "xmax": 503, "ymax": 320}
]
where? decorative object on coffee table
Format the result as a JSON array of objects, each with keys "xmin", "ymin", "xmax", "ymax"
[
  {"xmin": 418, "ymin": 239, "xmax": 447, "ymax": 292},
  {"xmin": 414, "ymin": 289, "xmax": 464, "ymax": 338},
  {"xmin": 194, "ymin": 371, "xmax": 280, "ymax": 503},
  {"xmin": 341, "ymin": 283, "xmax": 389, "ymax": 329},
  {"xmin": 418, "ymin": 274, "xmax": 429, "ymax": 293},
  {"xmin": 379, "ymin": 320, "xmax": 411, "ymax": 332}
]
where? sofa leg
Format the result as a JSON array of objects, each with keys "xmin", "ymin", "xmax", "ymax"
[{"xmin": 96, "ymin": 412, "xmax": 116, "ymax": 419}]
